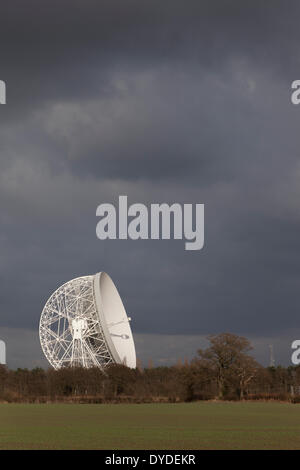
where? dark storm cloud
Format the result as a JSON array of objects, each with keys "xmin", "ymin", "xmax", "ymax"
[
  {"xmin": 0, "ymin": 1, "xmax": 300, "ymax": 367},
  {"xmin": 0, "ymin": 0, "xmax": 299, "ymax": 117},
  {"xmin": 0, "ymin": 0, "xmax": 298, "ymax": 181}
]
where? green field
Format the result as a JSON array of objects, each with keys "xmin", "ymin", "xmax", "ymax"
[{"xmin": 0, "ymin": 402, "xmax": 300, "ymax": 449}]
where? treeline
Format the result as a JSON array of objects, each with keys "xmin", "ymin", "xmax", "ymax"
[{"xmin": 1, "ymin": 333, "xmax": 300, "ymax": 403}]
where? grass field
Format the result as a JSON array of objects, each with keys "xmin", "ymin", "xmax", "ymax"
[{"xmin": 0, "ymin": 401, "xmax": 300, "ymax": 449}]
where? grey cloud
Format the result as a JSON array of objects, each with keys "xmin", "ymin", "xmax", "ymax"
[
  {"xmin": 0, "ymin": 0, "xmax": 299, "ymax": 120},
  {"xmin": 0, "ymin": 1, "xmax": 300, "ymax": 367}
]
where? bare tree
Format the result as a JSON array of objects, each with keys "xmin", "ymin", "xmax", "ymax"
[
  {"xmin": 197, "ymin": 333, "xmax": 256, "ymax": 399},
  {"xmin": 233, "ymin": 355, "xmax": 260, "ymax": 399}
]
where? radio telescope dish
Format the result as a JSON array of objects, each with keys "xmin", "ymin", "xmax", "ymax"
[{"xmin": 39, "ymin": 272, "xmax": 136, "ymax": 370}]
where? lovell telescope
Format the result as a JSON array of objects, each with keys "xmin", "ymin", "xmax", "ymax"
[{"xmin": 39, "ymin": 272, "xmax": 136, "ymax": 370}]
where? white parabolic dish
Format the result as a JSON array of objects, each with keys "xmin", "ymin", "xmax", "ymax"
[{"xmin": 39, "ymin": 272, "xmax": 136, "ymax": 370}]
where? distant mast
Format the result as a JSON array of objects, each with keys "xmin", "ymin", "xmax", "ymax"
[{"xmin": 269, "ymin": 344, "xmax": 275, "ymax": 367}]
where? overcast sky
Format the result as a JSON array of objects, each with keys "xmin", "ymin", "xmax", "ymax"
[{"xmin": 1, "ymin": 0, "xmax": 300, "ymax": 368}]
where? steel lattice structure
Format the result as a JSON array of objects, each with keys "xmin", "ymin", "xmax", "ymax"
[{"xmin": 39, "ymin": 276, "xmax": 115, "ymax": 370}]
